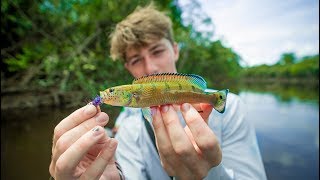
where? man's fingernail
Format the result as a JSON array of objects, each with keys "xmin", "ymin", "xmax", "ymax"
[
  {"xmin": 181, "ymin": 103, "xmax": 190, "ymax": 112},
  {"xmin": 161, "ymin": 105, "xmax": 169, "ymax": 113},
  {"xmin": 85, "ymin": 105, "xmax": 96, "ymax": 115},
  {"xmin": 92, "ymin": 126, "xmax": 102, "ymax": 136},
  {"xmin": 96, "ymin": 113, "xmax": 108, "ymax": 123}
]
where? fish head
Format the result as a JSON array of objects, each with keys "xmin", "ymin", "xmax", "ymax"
[{"xmin": 99, "ymin": 85, "xmax": 135, "ymax": 107}]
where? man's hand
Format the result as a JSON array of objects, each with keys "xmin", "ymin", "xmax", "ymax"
[
  {"xmin": 151, "ymin": 103, "xmax": 222, "ymax": 179},
  {"xmin": 49, "ymin": 104, "xmax": 120, "ymax": 180}
]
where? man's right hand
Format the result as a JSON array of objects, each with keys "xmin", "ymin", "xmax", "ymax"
[{"xmin": 49, "ymin": 104, "xmax": 121, "ymax": 180}]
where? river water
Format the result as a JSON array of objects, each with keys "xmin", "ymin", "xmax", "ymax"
[{"xmin": 1, "ymin": 85, "xmax": 319, "ymax": 180}]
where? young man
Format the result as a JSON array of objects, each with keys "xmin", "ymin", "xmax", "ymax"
[{"xmin": 49, "ymin": 4, "xmax": 267, "ymax": 180}]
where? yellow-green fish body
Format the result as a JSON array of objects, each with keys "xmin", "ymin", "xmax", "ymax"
[{"xmin": 99, "ymin": 73, "xmax": 229, "ymax": 113}]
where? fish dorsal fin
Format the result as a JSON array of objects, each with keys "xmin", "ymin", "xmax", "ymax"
[{"xmin": 132, "ymin": 73, "xmax": 207, "ymax": 90}]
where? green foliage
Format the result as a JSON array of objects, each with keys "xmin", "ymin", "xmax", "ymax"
[
  {"xmin": 5, "ymin": 47, "xmax": 35, "ymax": 71},
  {"xmin": 242, "ymin": 53, "xmax": 319, "ymax": 80},
  {"xmin": 177, "ymin": 39, "xmax": 242, "ymax": 88},
  {"xmin": 277, "ymin": 52, "xmax": 297, "ymax": 65},
  {"xmin": 2, "ymin": 0, "xmax": 152, "ymax": 95},
  {"xmin": 2, "ymin": 0, "xmax": 245, "ymax": 96}
]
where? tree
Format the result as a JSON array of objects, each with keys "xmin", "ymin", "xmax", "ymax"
[{"xmin": 277, "ymin": 52, "xmax": 296, "ymax": 65}]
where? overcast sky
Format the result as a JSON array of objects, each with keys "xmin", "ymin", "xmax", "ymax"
[{"xmin": 179, "ymin": 0, "xmax": 319, "ymax": 66}]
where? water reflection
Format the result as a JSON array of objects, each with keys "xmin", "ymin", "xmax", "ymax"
[
  {"xmin": 239, "ymin": 91, "xmax": 319, "ymax": 180},
  {"xmin": 1, "ymin": 107, "xmax": 71, "ymax": 179}
]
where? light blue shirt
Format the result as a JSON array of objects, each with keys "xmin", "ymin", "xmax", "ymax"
[{"xmin": 114, "ymin": 93, "xmax": 267, "ymax": 179}]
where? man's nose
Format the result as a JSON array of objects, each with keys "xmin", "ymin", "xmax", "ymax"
[{"xmin": 144, "ymin": 57, "xmax": 158, "ymax": 75}]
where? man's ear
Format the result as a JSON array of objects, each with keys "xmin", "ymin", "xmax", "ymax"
[{"xmin": 173, "ymin": 42, "xmax": 180, "ymax": 62}]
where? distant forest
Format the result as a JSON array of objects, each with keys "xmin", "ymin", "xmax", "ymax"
[{"xmin": 241, "ymin": 53, "xmax": 319, "ymax": 82}]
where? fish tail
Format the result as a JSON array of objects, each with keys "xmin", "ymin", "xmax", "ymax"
[{"xmin": 210, "ymin": 89, "xmax": 229, "ymax": 113}]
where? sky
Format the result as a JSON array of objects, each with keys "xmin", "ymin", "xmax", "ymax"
[{"xmin": 179, "ymin": 0, "xmax": 319, "ymax": 67}]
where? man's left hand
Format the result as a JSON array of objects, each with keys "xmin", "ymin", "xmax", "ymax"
[{"xmin": 151, "ymin": 103, "xmax": 222, "ymax": 179}]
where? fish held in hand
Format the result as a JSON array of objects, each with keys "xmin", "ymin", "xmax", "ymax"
[{"xmin": 95, "ymin": 73, "xmax": 229, "ymax": 114}]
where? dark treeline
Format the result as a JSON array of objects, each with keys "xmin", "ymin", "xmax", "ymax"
[
  {"xmin": 241, "ymin": 53, "xmax": 319, "ymax": 84},
  {"xmin": 1, "ymin": 0, "xmax": 318, "ymax": 100}
]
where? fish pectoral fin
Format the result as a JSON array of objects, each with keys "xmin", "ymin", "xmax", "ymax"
[{"xmin": 142, "ymin": 107, "xmax": 152, "ymax": 123}]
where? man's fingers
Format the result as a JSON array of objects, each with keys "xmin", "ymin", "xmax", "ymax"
[
  {"xmin": 53, "ymin": 104, "xmax": 99, "ymax": 146},
  {"xmin": 190, "ymin": 103, "xmax": 213, "ymax": 123},
  {"xmin": 159, "ymin": 105, "xmax": 195, "ymax": 154},
  {"xmin": 55, "ymin": 126, "xmax": 108, "ymax": 179},
  {"xmin": 151, "ymin": 106, "xmax": 178, "ymax": 175},
  {"xmin": 160, "ymin": 105, "xmax": 206, "ymax": 176},
  {"xmin": 51, "ymin": 112, "xmax": 109, "ymax": 167},
  {"xmin": 151, "ymin": 107, "xmax": 173, "ymax": 157},
  {"xmin": 180, "ymin": 103, "xmax": 221, "ymax": 166},
  {"xmin": 199, "ymin": 103, "xmax": 213, "ymax": 123},
  {"xmin": 82, "ymin": 138, "xmax": 118, "ymax": 180}
]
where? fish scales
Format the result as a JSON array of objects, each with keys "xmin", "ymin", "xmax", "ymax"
[
  {"xmin": 140, "ymin": 91, "xmax": 214, "ymax": 107},
  {"xmin": 99, "ymin": 73, "xmax": 229, "ymax": 113},
  {"xmin": 103, "ymin": 83, "xmax": 212, "ymax": 107}
]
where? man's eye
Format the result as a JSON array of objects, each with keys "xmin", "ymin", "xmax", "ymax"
[
  {"xmin": 153, "ymin": 49, "xmax": 164, "ymax": 55},
  {"xmin": 130, "ymin": 58, "xmax": 141, "ymax": 66}
]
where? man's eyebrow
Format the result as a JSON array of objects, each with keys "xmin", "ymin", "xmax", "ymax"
[
  {"xmin": 148, "ymin": 43, "xmax": 165, "ymax": 52},
  {"xmin": 126, "ymin": 43, "xmax": 165, "ymax": 61}
]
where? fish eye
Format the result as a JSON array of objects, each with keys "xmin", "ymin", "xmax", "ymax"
[
  {"xmin": 220, "ymin": 95, "xmax": 223, "ymax": 99},
  {"xmin": 109, "ymin": 88, "xmax": 114, "ymax": 93}
]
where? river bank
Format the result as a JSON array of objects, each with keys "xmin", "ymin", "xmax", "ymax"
[{"xmin": 1, "ymin": 86, "xmax": 87, "ymax": 110}]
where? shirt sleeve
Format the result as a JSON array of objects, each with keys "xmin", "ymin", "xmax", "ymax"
[{"xmin": 206, "ymin": 94, "xmax": 267, "ymax": 179}]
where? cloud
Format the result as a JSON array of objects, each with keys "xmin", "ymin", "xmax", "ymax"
[{"xmin": 181, "ymin": 0, "xmax": 319, "ymax": 66}]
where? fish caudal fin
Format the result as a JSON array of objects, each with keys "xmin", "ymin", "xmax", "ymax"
[{"xmin": 211, "ymin": 89, "xmax": 229, "ymax": 113}]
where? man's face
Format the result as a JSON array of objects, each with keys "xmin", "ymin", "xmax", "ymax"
[{"xmin": 124, "ymin": 38, "xmax": 179, "ymax": 78}]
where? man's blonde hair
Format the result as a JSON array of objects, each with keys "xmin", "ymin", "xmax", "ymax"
[{"xmin": 109, "ymin": 4, "xmax": 174, "ymax": 61}]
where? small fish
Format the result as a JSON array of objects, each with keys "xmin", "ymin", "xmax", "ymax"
[{"xmin": 95, "ymin": 73, "xmax": 229, "ymax": 122}]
